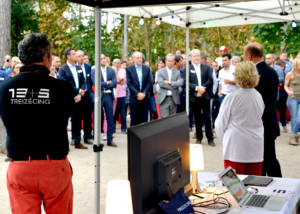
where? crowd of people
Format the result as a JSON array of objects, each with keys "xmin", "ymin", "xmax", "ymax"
[
  {"xmin": 1, "ymin": 39, "xmax": 300, "ymax": 170},
  {"xmin": 1, "ymin": 32, "xmax": 300, "ymax": 213}
]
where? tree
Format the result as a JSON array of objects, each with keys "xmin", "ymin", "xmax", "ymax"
[
  {"xmin": 34, "ymin": 0, "xmax": 74, "ymax": 61},
  {"xmin": 11, "ymin": 0, "xmax": 38, "ymax": 57},
  {"xmin": 252, "ymin": 22, "xmax": 300, "ymax": 57},
  {"xmin": 0, "ymin": 0, "xmax": 11, "ymax": 64}
]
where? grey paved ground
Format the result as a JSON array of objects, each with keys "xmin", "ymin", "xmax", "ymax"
[{"xmin": 0, "ymin": 122, "xmax": 299, "ymax": 214}]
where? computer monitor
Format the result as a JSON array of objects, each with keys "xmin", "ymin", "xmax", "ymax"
[{"xmin": 128, "ymin": 113, "xmax": 191, "ymax": 214}]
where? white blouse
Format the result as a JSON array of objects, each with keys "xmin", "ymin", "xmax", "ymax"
[{"xmin": 215, "ymin": 88, "xmax": 265, "ymax": 163}]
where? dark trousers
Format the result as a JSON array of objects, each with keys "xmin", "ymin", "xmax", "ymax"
[
  {"xmin": 81, "ymin": 94, "xmax": 93, "ymax": 140},
  {"xmin": 212, "ymin": 97, "xmax": 221, "ymax": 128},
  {"xmin": 149, "ymin": 95, "xmax": 158, "ymax": 120},
  {"xmin": 101, "ymin": 94, "xmax": 114, "ymax": 142},
  {"xmin": 262, "ymin": 134, "xmax": 282, "ymax": 177},
  {"xmin": 177, "ymin": 93, "xmax": 185, "ymax": 113},
  {"xmin": 114, "ymin": 97, "xmax": 127, "ymax": 131},
  {"xmin": 130, "ymin": 99, "xmax": 148, "ymax": 126},
  {"xmin": 191, "ymin": 97, "xmax": 213, "ymax": 141},
  {"xmin": 277, "ymin": 94, "xmax": 288, "ymax": 126},
  {"xmin": 71, "ymin": 102, "xmax": 83, "ymax": 143}
]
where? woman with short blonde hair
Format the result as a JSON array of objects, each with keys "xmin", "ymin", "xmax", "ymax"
[
  {"xmin": 215, "ymin": 61, "xmax": 265, "ymax": 176},
  {"xmin": 234, "ymin": 61, "xmax": 259, "ymax": 88},
  {"xmin": 12, "ymin": 61, "xmax": 23, "ymax": 77}
]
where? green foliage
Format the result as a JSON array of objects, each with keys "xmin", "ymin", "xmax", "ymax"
[
  {"xmin": 11, "ymin": 0, "xmax": 38, "ymax": 56},
  {"xmin": 252, "ymin": 22, "xmax": 300, "ymax": 56}
]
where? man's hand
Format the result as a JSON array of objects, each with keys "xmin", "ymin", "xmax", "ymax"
[
  {"xmin": 80, "ymin": 90, "xmax": 85, "ymax": 96},
  {"xmin": 137, "ymin": 92, "xmax": 146, "ymax": 101},
  {"xmin": 74, "ymin": 95, "xmax": 81, "ymax": 103},
  {"xmin": 197, "ymin": 87, "xmax": 206, "ymax": 97},
  {"xmin": 224, "ymin": 79, "xmax": 235, "ymax": 85},
  {"xmin": 218, "ymin": 92, "xmax": 222, "ymax": 98},
  {"xmin": 164, "ymin": 80, "xmax": 171, "ymax": 85},
  {"xmin": 107, "ymin": 80, "xmax": 112, "ymax": 85}
]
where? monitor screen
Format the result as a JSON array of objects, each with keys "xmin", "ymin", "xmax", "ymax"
[
  {"xmin": 219, "ymin": 167, "xmax": 248, "ymax": 203},
  {"xmin": 128, "ymin": 113, "xmax": 190, "ymax": 213}
]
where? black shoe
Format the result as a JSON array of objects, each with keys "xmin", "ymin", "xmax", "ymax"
[
  {"xmin": 208, "ymin": 140, "xmax": 216, "ymax": 147},
  {"xmin": 121, "ymin": 130, "xmax": 127, "ymax": 134},
  {"xmin": 84, "ymin": 138, "xmax": 93, "ymax": 144},
  {"xmin": 107, "ymin": 142, "xmax": 118, "ymax": 147},
  {"xmin": 195, "ymin": 139, "xmax": 202, "ymax": 144},
  {"xmin": 4, "ymin": 157, "xmax": 10, "ymax": 162}
]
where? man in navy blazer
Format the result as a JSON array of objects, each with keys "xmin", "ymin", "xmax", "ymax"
[
  {"xmin": 58, "ymin": 47, "xmax": 87, "ymax": 149},
  {"xmin": 76, "ymin": 50, "xmax": 93, "ymax": 144},
  {"xmin": 91, "ymin": 54, "xmax": 117, "ymax": 147},
  {"xmin": 126, "ymin": 51, "xmax": 152, "ymax": 126},
  {"xmin": 186, "ymin": 49, "xmax": 215, "ymax": 147},
  {"xmin": 244, "ymin": 43, "xmax": 282, "ymax": 177}
]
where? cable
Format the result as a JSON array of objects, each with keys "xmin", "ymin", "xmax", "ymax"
[{"xmin": 192, "ymin": 188, "xmax": 231, "ymax": 214}]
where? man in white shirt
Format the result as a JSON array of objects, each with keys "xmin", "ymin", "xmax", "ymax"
[
  {"xmin": 218, "ymin": 53, "xmax": 237, "ymax": 103},
  {"xmin": 186, "ymin": 49, "xmax": 215, "ymax": 146},
  {"xmin": 58, "ymin": 48, "xmax": 87, "ymax": 149},
  {"xmin": 76, "ymin": 50, "xmax": 94, "ymax": 144},
  {"xmin": 156, "ymin": 54, "xmax": 183, "ymax": 118}
]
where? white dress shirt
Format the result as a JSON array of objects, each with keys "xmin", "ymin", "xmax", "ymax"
[
  {"xmin": 215, "ymin": 88, "xmax": 265, "ymax": 162},
  {"xmin": 166, "ymin": 67, "xmax": 173, "ymax": 96},
  {"xmin": 219, "ymin": 65, "xmax": 238, "ymax": 95},
  {"xmin": 192, "ymin": 63, "xmax": 202, "ymax": 91},
  {"xmin": 67, "ymin": 62, "xmax": 79, "ymax": 88},
  {"xmin": 102, "ymin": 67, "xmax": 112, "ymax": 93}
]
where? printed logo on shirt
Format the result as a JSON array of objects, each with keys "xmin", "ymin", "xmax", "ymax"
[{"xmin": 9, "ymin": 88, "xmax": 50, "ymax": 105}]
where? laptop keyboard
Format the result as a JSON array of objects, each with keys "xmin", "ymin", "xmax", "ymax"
[{"xmin": 245, "ymin": 195, "xmax": 270, "ymax": 208}]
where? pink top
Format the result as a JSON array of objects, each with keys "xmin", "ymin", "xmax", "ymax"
[{"xmin": 117, "ymin": 68, "xmax": 127, "ymax": 98}]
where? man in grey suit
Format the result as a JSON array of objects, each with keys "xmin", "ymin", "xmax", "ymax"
[{"xmin": 156, "ymin": 54, "xmax": 183, "ymax": 118}]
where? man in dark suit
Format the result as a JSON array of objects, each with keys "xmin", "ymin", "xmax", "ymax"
[
  {"xmin": 126, "ymin": 51, "xmax": 152, "ymax": 126},
  {"xmin": 186, "ymin": 49, "xmax": 215, "ymax": 146},
  {"xmin": 91, "ymin": 54, "xmax": 117, "ymax": 147},
  {"xmin": 244, "ymin": 43, "xmax": 282, "ymax": 177},
  {"xmin": 58, "ymin": 47, "xmax": 87, "ymax": 149},
  {"xmin": 76, "ymin": 50, "xmax": 93, "ymax": 144}
]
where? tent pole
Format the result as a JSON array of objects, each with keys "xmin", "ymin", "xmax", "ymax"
[
  {"xmin": 185, "ymin": 7, "xmax": 190, "ymax": 115},
  {"xmin": 124, "ymin": 14, "xmax": 128, "ymax": 57},
  {"xmin": 94, "ymin": 6, "xmax": 103, "ymax": 214}
]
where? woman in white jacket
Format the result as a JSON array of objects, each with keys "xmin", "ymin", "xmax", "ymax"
[{"xmin": 215, "ymin": 61, "xmax": 265, "ymax": 176}]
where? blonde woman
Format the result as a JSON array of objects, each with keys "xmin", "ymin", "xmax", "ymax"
[
  {"xmin": 11, "ymin": 61, "xmax": 23, "ymax": 77},
  {"xmin": 284, "ymin": 58, "xmax": 300, "ymax": 145},
  {"xmin": 215, "ymin": 61, "xmax": 265, "ymax": 176}
]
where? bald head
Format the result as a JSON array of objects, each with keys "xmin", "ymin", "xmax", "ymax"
[{"xmin": 243, "ymin": 43, "xmax": 264, "ymax": 63}]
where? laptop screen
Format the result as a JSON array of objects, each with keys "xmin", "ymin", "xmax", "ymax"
[{"xmin": 219, "ymin": 168, "xmax": 248, "ymax": 203}]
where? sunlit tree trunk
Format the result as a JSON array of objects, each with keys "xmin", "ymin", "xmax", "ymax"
[{"xmin": 0, "ymin": 0, "xmax": 11, "ymax": 62}]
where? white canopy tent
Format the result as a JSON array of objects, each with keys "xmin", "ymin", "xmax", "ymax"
[
  {"xmin": 103, "ymin": 0, "xmax": 300, "ymax": 27},
  {"xmin": 103, "ymin": 0, "xmax": 300, "ymax": 112},
  {"xmin": 66, "ymin": 0, "xmax": 300, "ymax": 213}
]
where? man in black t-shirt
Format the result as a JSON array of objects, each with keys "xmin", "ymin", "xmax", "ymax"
[{"xmin": 0, "ymin": 33, "xmax": 74, "ymax": 214}]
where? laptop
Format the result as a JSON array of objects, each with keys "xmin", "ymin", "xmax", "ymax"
[{"xmin": 218, "ymin": 167, "xmax": 286, "ymax": 211}]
